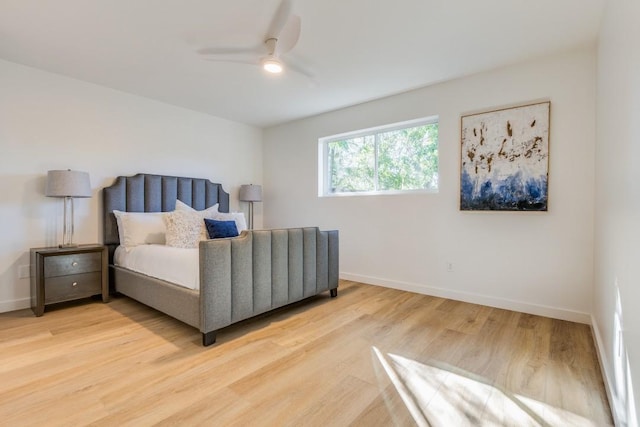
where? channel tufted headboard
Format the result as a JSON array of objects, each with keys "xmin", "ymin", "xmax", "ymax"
[{"xmin": 102, "ymin": 173, "xmax": 230, "ymax": 263}]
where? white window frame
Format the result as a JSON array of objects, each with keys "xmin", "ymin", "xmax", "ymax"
[{"xmin": 318, "ymin": 116, "xmax": 439, "ymax": 197}]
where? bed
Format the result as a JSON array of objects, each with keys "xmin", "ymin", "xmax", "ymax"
[{"xmin": 103, "ymin": 173, "xmax": 339, "ymax": 346}]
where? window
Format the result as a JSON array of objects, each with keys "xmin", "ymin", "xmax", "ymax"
[{"xmin": 319, "ymin": 117, "xmax": 439, "ymax": 196}]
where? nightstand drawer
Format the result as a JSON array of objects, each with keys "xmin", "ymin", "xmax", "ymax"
[
  {"xmin": 44, "ymin": 272, "xmax": 102, "ymax": 304},
  {"xmin": 44, "ymin": 252, "xmax": 101, "ymax": 278}
]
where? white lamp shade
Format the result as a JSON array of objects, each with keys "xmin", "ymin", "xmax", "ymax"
[
  {"xmin": 45, "ymin": 170, "xmax": 92, "ymax": 198},
  {"xmin": 239, "ymin": 184, "xmax": 262, "ymax": 202}
]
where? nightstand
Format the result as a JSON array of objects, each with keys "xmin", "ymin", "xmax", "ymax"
[{"xmin": 30, "ymin": 244, "xmax": 109, "ymax": 316}]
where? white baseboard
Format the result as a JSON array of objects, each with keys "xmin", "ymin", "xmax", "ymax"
[
  {"xmin": 340, "ymin": 272, "xmax": 591, "ymax": 324},
  {"xmin": 0, "ymin": 297, "xmax": 30, "ymax": 314}
]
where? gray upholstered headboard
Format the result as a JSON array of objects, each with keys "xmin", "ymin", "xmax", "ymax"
[{"xmin": 102, "ymin": 173, "xmax": 230, "ymax": 263}]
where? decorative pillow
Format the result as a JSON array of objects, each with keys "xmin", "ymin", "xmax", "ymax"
[
  {"xmin": 113, "ymin": 210, "xmax": 167, "ymax": 248},
  {"xmin": 204, "ymin": 219, "xmax": 239, "ymax": 239},
  {"xmin": 175, "ymin": 199, "xmax": 219, "ymax": 240},
  {"xmin": 164, "ymin": 210, "xmax": 203, "ymax": 248},
  {"xmin": 212, "ymin": 211, "xmax": 248, "ymax": 233}
]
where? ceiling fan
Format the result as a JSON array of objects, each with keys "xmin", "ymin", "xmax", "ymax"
[{"xmin": 198, "ymin": 0, "xmax": 309, "ymax": 78}]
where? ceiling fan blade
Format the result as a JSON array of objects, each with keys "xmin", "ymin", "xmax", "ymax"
[
  {"xmin": 203, "ymin": 58, "xmax": 259, "ymax": 67},
  {"xmin": 266, "ymin": 0, "xmax": 293, "ymax": 39},
  {"xmin": 282, "ymin": 56, "xmax": 315, "ymax": 81},
  {"xmin": 198, "ymin": 44, "xmax": 263, "ymax": 56},
  {"xmin": 275, "ymin": 14, "xmax": 301, "ymax": 55}
]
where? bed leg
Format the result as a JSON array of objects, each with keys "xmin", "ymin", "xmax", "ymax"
[
  {"xmin": 202, "ymin": 331, "xmax": 217, "ymax": 346},
  {"xmin": 330, "ymin": 288, "xmax": 338, "ymax": 298}
]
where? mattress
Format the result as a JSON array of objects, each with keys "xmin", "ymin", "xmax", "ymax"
[{"xmin": 114, "ymin": 244, "xmax": 199, "ymax": 290}]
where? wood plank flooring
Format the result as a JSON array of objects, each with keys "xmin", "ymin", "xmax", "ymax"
[{"xmin": 0, "ymin": 280, "xmax": 612, "ymax": 426}]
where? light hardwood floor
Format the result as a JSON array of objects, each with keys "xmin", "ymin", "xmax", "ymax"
[{"xmin": 0, "ymin": 280, "xmax": 612, "ymax": 426}]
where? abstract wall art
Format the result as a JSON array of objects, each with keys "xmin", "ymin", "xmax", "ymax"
[{"xmin": 460, "ymin": 101, "xmax": 550, "ymax": 211}]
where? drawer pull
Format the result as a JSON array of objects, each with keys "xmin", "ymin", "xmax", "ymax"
[
  {"xmin": 72, "ymin": 282, "xmax": 78, "ymax": 287},
  {"xmin": 72, "ymin": 262, "xmax": 78, "ymax": 267}
]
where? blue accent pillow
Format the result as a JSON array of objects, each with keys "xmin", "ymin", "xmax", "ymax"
[{"xmin": 204, "ymin": 218, "xmax": 239, "ymax": 239}]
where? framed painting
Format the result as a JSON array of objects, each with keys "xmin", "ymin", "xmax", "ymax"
[{"xmin": 460, "ymin": 101, "xmax": 550, "ymax": 211}]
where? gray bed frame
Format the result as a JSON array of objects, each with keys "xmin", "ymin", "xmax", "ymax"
[{"xmin": 103, "ymin": 173, "xmax": 339, "ymax": 346}]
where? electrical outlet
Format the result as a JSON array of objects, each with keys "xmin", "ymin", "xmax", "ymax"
[
  {"xmin": 446, "ymin": 262, "xmax": 454, "ymax": 272},
  {"xmin": 18, "ymin": 265, "xmax": 31, "ymax": 279}
]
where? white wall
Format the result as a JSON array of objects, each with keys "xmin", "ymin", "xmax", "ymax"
[
  {"xmin": 264, "ymin": 48, "xmax": 596, "ymax": 323},
  {"xmin": 0, "ymin": 59, "xmax": 262, "ymax": 313},
  {"xmin": 594, "ymin": 0, "xmax": 640, "ymax": 424}
]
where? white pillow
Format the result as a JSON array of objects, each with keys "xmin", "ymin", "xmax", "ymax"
[
  {"xmin": 175, "ymin": 199, "xmax": 219, "ymax": 215},
  {"xmin": 164, "ymin": 210, "xmax": 203, "ymax": 249},
  {"xmin": 175, "ymin": 199, "xmax": 220, "ymax": 240},
  {"xmin": 113, "ymin": 211, "xmax": 167, "ymax": 248},
  {"xmin": 213, "ymin": 211, "xmax": 248, "ymax": 233}
]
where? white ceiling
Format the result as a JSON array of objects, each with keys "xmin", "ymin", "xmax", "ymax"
[{"xmin": 0, "ymin": 0, "xmax": 605, "ymax": 128}]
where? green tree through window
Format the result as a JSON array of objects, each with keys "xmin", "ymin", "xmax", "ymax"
[{"xmin": 322, "ymin": 119, "xmax": 438, "ymax": 195}]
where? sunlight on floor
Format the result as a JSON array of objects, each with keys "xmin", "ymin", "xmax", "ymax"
[
  {"xmin": 613, "ymin": 284, "xmax": 638, "ymax": 426},
  {"xmin": 372, "ymin": 346, "xmax": 599, "ymax": 427}
]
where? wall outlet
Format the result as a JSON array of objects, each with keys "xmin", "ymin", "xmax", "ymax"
[
  {"xmin": 18, "ymin": 265, "xmax": 31, "ymax": 279},
  {"xmin": 446, "ymin": 262, "xmax": 454, "ymax": 272}
]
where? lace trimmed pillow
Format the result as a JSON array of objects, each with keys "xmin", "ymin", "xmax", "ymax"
[
  {"xmin": 164, "ymin": 210, "xmax": 203, "ymax": 248},
  {"xmin": 175, "ymin": 199, "xmax": 219, "ymax": 240}
]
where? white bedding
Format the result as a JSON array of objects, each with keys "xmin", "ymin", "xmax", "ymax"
[{"xmin": 114, "ymin": 244, "xmax": 200, "ymax": 290}]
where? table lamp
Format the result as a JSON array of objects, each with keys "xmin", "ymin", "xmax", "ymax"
[
  {"xmin": 239, "ymin": 184, "xmax": 262, "ymax": 230},
  {"xmin": 45, "ymin": 169, "xmax": 92, "ymax": 247}
]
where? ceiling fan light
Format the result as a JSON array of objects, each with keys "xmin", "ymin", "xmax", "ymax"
[{"xmin": 263, "ymin": 58, "xmax": 283, "ymax": 74}]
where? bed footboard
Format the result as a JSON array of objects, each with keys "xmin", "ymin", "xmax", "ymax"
[{"xmin": 199, "ymin": 227, "xmax": 339, "ymax": 341}]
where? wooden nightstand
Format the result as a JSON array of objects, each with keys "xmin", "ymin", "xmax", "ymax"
[{"xmin": 30, "ymin": 244, "xmax": 109, "ymax": 316}]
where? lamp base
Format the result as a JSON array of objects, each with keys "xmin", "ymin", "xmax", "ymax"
[{"xmin": 58, "ymin": 243, "xmax": 79, "ymax": 248}]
